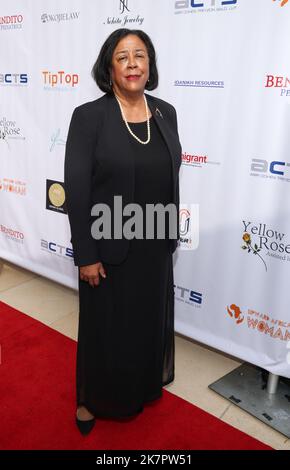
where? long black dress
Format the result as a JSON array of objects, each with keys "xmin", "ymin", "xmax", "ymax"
[{"xmin": 76, "ymin": 115, "xmax": 175, "ymax": 419}]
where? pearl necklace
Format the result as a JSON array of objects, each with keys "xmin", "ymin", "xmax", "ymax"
[{"xmin": 114, "ymin": 93, "xmax": 151, "ymax": 145}]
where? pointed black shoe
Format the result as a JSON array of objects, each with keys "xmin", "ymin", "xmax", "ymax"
[{"xmin": 75, "ymin": 416, "xmax": 96, "ymax": 436}]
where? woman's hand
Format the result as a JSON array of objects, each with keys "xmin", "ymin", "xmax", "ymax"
[{"xmin": 79, "ymin": 262, "xmax": 106, "ymax": 287}]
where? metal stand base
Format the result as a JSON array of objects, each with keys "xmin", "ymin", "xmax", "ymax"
[{"xmin": 209, "ymin": 363, "xmax": 290, "ymax": 438}]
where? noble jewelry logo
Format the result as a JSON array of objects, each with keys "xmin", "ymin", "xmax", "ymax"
[
  {"xmin": 226, "ymin": 304, "xmax": 290, "ymax": 342},
  {"xmin": 241, "ymin": 221, "xmax": 290, "ymax": 270},
  {"xmin": 174, "ymin": 0, "xmax": 238, "ymax": 14},
  {"xmin": 119, "ymin": 0, "xmax": 130, "ymax": 14},
  {"xmin": 105, "ymin": 0, "xmax": 144, "ymax": 26}
]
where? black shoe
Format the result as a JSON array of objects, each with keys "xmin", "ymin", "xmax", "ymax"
[{"xmin": 75, "ymin": 416, "xmax": 96, "ymax": 436}]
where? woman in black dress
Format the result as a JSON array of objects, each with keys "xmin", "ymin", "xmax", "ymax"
[{"xmin": 64, "ymin": 28, "xmax": 182, "ymax": 435}]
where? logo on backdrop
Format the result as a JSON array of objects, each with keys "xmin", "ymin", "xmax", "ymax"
[
  {"xmin": 120, "ymin": 0, "xmax": 130, "ymax": 14},
  {"xmin": 46, "ymin": 180, "xmax": 67, "ymax": 214},
  {"xmin": 250, "ymin": 158, "xmax": 290, "ymax": 183},
  {"xmin": 0, "ymin": 178, "xmax": 26, "ymax": 196},
  {"xmin": 0, "ymin": 117, "xmax": 26, "ymax": 149},
  {"xmin": 182, "ymin": 151, "xmax": 221, "ymax": 168},
  {"xmin": 41, "ymin": 239, "xmax": 74, "ymax": 260},
  {"xmin": 174, "ymin": 0, "xmax": 238, "ymax": 15},
  {"xmin": 174, "ymin": 284, "xmax": 203, "ymax": 308},
  {"xmin": 179, "ymin": 205, "xmax": 200, "ymax": 250},
  {"xmin": 50, "ymin": 129, "xmax": 66, "ymax": 152},
  {"xmin": 241, "ymin": 231, "xmax": 268, "ymax": 272},
  {"xmin": 42, "ymin": 71, "xmax": 79, "ymax": 90},
  {"xmin": 182, "ymin": 152, "xmax": 207, "ymax": 167},
  {"xmin": 227, "ymin": 304, "xmax": 244, "ymax": 325},
  {"xmin": 0, "ymin": 15, "xmax": 23, "ymax": 31},
  {"xmin": 226, "ymin": 304, "xmax": 290, "ymax": 342},
  {"xmin": 0, "ymin": 127, "xmax": 7, "ymax": 146},
  {"xmin": 0, "ymin": 73, "xmax": 28, "ymax": 86},
  {"xmin": 265, "ymin": 75, "xmax": 290, "ymax": 98},
  {"xmin": 174, "ymin": 79, "xmax": 224, "ymax": 89},
  {"xmin": 241, "ymin": 221, "xmax": 290, "ymax": 270},
  {"xmin": 41, "ymin": 11, "xmax": 80, "ymax": 23},
  {"xmin": 105, "ymin": 0, "xmax": 144, "ymax": 27},
  {"xmin": 0, "ymin": 224, "xmax": 24, "ymax": 244},
  {"xmin": 272, "ymin": 0, "xmax": 289, "ymax": 7}
]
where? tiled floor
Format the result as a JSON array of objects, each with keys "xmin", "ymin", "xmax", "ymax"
[{"xmin": 0, "ymin": 260, "xmax": 289, "ymax": 450}]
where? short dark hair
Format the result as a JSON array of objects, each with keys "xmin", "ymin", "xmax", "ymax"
[{"xmin": 91, "ymin": 28, "xmax": 158, "ymax": 94}]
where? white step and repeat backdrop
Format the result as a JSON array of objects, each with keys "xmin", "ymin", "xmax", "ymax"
[{"xmin": 1, "ymin": 0, "xmax": 290, "ymax": 377}]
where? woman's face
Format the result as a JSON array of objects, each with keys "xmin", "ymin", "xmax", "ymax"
[{"xmin": 110, "ymin": 34, "xmax": 150, "ymax": 96}]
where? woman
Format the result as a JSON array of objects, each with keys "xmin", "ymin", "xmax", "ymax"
[{"xmin": 64, "ymin": 28, "xmax": 182, "ymax": 435}]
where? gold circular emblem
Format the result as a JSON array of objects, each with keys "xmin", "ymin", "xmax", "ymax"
[{"xmin": 49, "ymin": 183, "xmax": 65, "ymax": 207}]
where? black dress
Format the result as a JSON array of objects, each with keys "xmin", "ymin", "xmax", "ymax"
[{"xmin": 77, "ymin": 115, "xmax": 175, "ymax": 418}]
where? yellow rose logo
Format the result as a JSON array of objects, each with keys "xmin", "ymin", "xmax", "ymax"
[{"xmin": 241, "ymin": 232, "xmax": 267, "ymax": 272}]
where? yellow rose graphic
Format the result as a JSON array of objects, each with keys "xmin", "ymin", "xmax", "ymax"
[
  {"xmin": 242, "ymin": 233, "xmax": 251, "ymax": 243},
  {"xmin": 241, "ymin": 232, "xmax": 267, "ymax": 272}
]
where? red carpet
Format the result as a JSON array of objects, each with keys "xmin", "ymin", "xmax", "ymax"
[{"xmin": 0, "ymin": 300, "xmax": 272, "ymax": 450}]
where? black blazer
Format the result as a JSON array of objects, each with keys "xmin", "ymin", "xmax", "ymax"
[{"xmin": 64, "ymin": 92, "xmax": 182, "ymax": 266}]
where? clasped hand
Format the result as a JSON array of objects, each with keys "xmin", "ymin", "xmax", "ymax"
[{"xmin": 79, "ymin": 262, "xmax": 106, "ymax": 287}]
